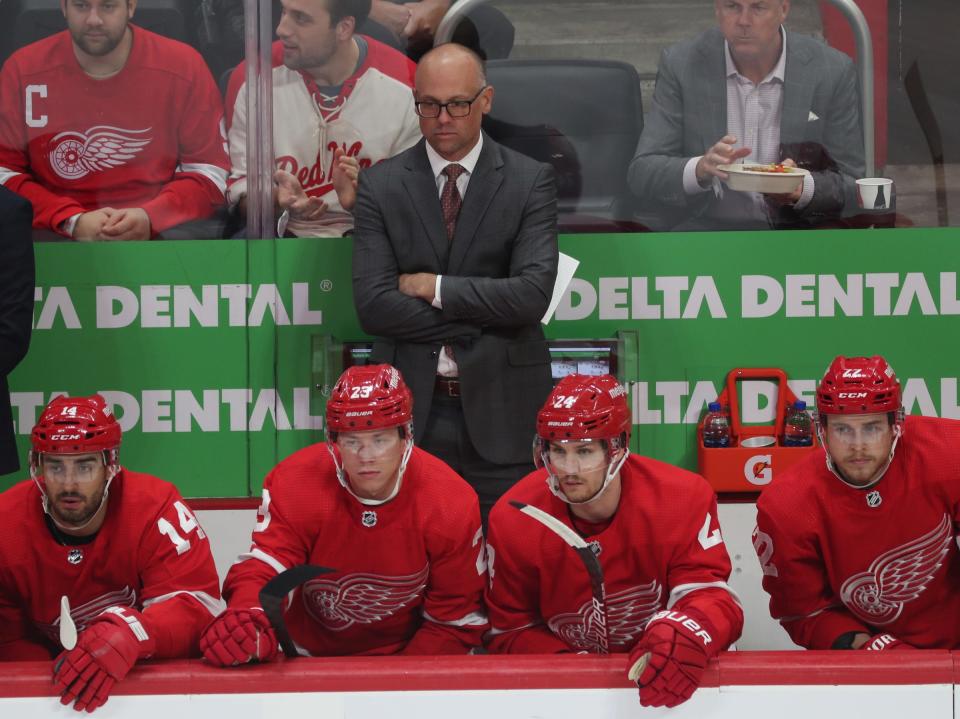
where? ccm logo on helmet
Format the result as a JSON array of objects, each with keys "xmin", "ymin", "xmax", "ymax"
[
  {"xmin": 50, "ymin": 433, "xmax": 83, "ymax": 441},
  {"xmin": 838, "ymin": 392, "xmax": 869, "ymax": 399}
]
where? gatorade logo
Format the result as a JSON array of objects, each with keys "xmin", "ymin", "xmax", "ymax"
[{"xmin": 744, "ymin": 455, "xmax": 773, "ymax": 486}]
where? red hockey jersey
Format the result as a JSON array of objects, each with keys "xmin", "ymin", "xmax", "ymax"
[
  {"xmin": 755, "ymin": 415, "xmax": 960, "ymax": 649},
  {"xmin": 0, "ymin": 471, "xmax": 223, "ymax": 661},
  {"xmin": 222, "ymin": 444, "xmax": 487, "ymax": 655},
  {"xmin": 485, "ymin": 455, "xmax": 743, "ymax": 654},
  {"xmin": 0, "ymin": 26, "xmax": 228, "ymax": 234}
]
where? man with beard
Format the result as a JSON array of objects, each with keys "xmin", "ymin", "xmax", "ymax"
[
  {"xmin": 754, "ymin": 355, "xmax": 960, "ymax": 650},
  {"xmin": 0, "ymin": 0, "xmax": 228, "ymax": 240},
  {"xmin": 484, "ymin": 374, "xmax": 742, "ymax": 708},
  {"xmin": 0, "ymin": 395, "xmax": 223, "ymax": 713},
  {"xmin": 224, "ymin": 0, "xmax": 420, "ymax": 237}
]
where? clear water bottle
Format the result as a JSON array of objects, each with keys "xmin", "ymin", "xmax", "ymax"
[
  {"xmin": 702, "ymin": 402, "xmax": 731, "ymax": 448},
  {"xmin": 783, "ymin": 400, "xmax": 813, "ymax": 446}
]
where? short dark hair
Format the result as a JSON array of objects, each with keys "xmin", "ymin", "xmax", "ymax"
[{"xmin": 327, "ymin": 0, "xmax": 371, "ymax": 27}]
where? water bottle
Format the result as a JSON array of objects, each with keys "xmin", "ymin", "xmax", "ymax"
[
  {"xmin": 702, "ymin": 402, "xmax": 731, "ymax": 448},
  {"xmin": 783, "ymin": 400, "xmax": 813, "ymax": 446}
]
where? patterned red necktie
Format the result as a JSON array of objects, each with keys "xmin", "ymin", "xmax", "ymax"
[
  {"xmin": 439, "ymin": 164, "xmax": 465, "ymax": 366},
  {"xmin": 440, "ymin": 163, "xmax": 466, "ymax": 241}
]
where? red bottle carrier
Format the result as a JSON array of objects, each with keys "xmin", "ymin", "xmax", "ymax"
[{"xmin": 697, "ymin": 368, "xmax": 819, "ymax": 493}]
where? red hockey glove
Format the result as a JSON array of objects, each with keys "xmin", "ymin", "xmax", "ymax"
[
  {"xmin": 864, "ymin": 633, "xmax": 915, "ymax": 651},
  {"xmin": 200, "ymin": 608, "xmax": 278, "ymax": 667},
  {"xmin": 627, "ymin": 610, "xmax": 713, "ymax": 708},
  {"xmin": 53, "ymin": 606, "xmax": 155, "ymax": 713}
]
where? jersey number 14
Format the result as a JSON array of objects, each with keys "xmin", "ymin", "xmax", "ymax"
[{"xmin": 157, "ymin": 501, "xmax": 207, "ymax": 555}]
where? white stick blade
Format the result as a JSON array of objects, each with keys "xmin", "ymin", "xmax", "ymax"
[
  {"xmin": 627, "ymin": 651, "xmax": 651, "ymax": 682},
  {"xmin": 59, "ymin": 595, "xmax": 77, "ymax": 650}
]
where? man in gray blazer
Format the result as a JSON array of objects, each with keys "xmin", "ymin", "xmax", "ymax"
[
  {"xmin": 629, "ymin": 0, "xmax": 864, "ymax": 231},
  {"xmin": 352, "ymin": 43, "xmax": 558, "ymax": 521}
]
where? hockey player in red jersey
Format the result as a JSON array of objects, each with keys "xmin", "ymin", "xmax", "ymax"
[
  {"xmin": 224, "ymin": 0, "xmax": 421, "ymax": 237},
  {"xmin": 0, "ymin": 395, "xmax": 223, "ymax": 712},
  {"xmin": 201, "ymin": 364, "xmax": 486, "ymax": 663},
  {"xmin": 754, "ymin": 355, "xmax": 960, "ymax": 651},
  {"xmin": 485, "ymin": 374, "xmax": 742, "ymax": 708},
  {"xmin": 0, "ymin": 0, "xmax": 228, "ymax": 239}
]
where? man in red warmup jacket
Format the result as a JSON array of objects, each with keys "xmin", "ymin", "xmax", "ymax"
[
  {"xmin": 202, "ymin": 363, "xmax": 487, "ymax": 662},
  {"xmin": 755, "ymin": 354, "xmax": 960, "ymax": 651},
  {"xmin": 0, "ymin": 394, "xmax": 223, "ymax": 713},
  {"xmin": 485, "ymin": 373, "xmax": 743, "ymax": 708}
]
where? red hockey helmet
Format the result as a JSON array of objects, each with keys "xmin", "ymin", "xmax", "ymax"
[
  {"xmin": 326, "ymin": 364, "xmax": 413, "ymax": 438},
  {"xmin": 537, "ymin": 373, "xmax": 631, "ymax": 448},
  {"xmin": 817, "ymin": 355, "xmax": 902, "ymax": 416},
  {"xmin": 31, "ymin": 394, "xmax": 122, "ymax": 456},
  {"xmin": 536, "ymin": 374, "xmax": 631, "ymax": 505}
]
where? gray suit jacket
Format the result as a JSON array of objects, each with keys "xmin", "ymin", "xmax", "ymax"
[
  {"xmin": 352, "ymin": 134, "xmax": 558, "ymax": 465},
  {"xmin": 629, "ymin": 27, "xmax": 865, "ymax": 229}
]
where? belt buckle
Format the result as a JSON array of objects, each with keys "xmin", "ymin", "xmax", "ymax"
[
  {"xmin": 447, "ymin": 379, "xmax": 461, "ymax": 398},
  {"xmin": 437, "ymin": 377, "xmax": 461, "ymax": 398}
]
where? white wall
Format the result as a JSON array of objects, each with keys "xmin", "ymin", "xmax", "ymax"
[{"xmin": 1, "ymin": 684, "xmax": 951, "ymax": 719}]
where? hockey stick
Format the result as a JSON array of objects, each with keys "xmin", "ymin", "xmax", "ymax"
[
  {"xmin": 510, "ymin": 501, "xmax": 610, "ymax": 654},
  {"xmin": 259, "ymin": 564, "xmax": 335, "ymax": 658},
  {"xmin": 59, "ymin": 595, "xmax": 77, "ymax": 650}
]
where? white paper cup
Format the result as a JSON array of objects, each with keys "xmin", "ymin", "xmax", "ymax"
[
  {"xmin": 856, "ymin": 178, "xmax": 894, "ymax": 210},
  {"xmin": 741, "ymin": 435, "xmax": 776, "ymax": 448}
]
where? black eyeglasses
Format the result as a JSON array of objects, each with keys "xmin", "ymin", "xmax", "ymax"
[{"xmin": 414, "ymin": 86, "xmax": 488, "ymax": 118}]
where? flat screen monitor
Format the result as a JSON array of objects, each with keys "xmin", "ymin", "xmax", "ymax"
[{"xmin": 342, "ymin": 339, "xmax": 619, "ymax": 384}]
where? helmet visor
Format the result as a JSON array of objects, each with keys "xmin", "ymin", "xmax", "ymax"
[{"xmin": 542, "ymin": 439, "xmax": 609, "ymax": 476}]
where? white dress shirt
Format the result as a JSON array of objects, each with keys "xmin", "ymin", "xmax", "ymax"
[
  {"xmin": 423, "ymin": 134, "xmax": 484, "ymax": 376},
  {"xmin": 682, "ymin": 27, "xmax": 814, "ymax": 221}
]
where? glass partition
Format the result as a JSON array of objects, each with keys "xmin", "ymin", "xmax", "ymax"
[
  {"xmin": 3, "ymin": 1, "xmax": 956, "ymax": 238},
  {"xmin": 3, "ymin": 0, "xmax": 960, "ymax": 495}
]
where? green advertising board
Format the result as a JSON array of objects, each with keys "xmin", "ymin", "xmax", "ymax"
[{"xmin": 5, "ymin": 228, "xmax": 958, "ymax": 496}]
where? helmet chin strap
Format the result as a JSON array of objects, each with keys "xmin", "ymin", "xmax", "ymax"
[
  {"xmin": 545, "ymin": 449, "xmax": 629, "ymax": 506},
  {"xmin": 327, "ymin": 438, "xmax": 414, "ymax": 507},
  {"xmin": 819, "ymin": 423, "xmax": 902, "ymax": 490}
]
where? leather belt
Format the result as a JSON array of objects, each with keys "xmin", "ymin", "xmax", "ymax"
[{"xmin": 434, "ymin": 376, "xmax": 461, "ymax": 398}]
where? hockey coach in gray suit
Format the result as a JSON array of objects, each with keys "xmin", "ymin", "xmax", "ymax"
[{"xmin": 352, "ymin": 42, "xmax": 558, "ymax": 522}]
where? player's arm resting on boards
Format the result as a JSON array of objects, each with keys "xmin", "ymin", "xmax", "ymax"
[
  {"xmin": 753, "ymin": 499, "xmax": 874, "ymax": 649},
  {"xmin": 482, "ymin": 506, "xmax": 572, "ymax": 654},
  {"xmin": 54, "ymin": 486, "xmax": 223, "ymax": 712},
  {"xmin": 202, "ymin": 475, "xmax": 306, "ymax": 665},
  {"xmin": 628, "ymin": 492, "xmax": 743, "ymax": 707},
  {"xmin": 401, "ymin": 499, "xmax": 488, "ymax": 654},
  {"xmin": 0, "ymin": 587, "xmax": 57, "ymax": 660}
]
